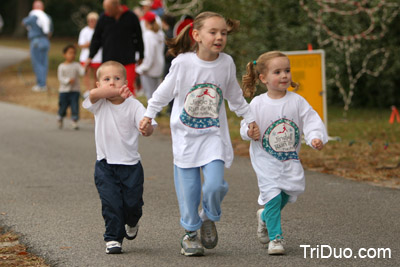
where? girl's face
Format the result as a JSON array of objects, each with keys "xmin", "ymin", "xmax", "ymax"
[
  {"xmin": 259, "ymin": 56, "xmax": 292, "ymax": 99},
  {"xmin": 192, "ymin": 16, "xmax": 228, "ymax": 61}
]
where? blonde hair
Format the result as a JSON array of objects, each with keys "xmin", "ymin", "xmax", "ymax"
[
  {"xmin": 242, "ymin": 51, "xmax": 299, "ymax": 98},
  {"xmin": 96, "ymin": 61, "xmax": 127, "ymax": 80},
  {"xmin": 166, "ymin": 11, "xmax": 240, "ymax": 57},
  {"xmin": 87, "ymin": 12, "xmax": 99, "ymax": 21}
]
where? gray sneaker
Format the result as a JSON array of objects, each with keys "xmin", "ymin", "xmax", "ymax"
[
  {"xmin": 180, "ymin": 232, "xmax": 204, "ymax": 256},
  {"xmin": 257, "ymin": 209, "xmax": 269, "ymax": 244},
  {"xmin": 200, "ymin": 220, "xmax": 218, "ymax": 249}
]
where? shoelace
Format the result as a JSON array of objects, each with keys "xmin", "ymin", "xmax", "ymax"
[{"xmin": 273, "ymin": 235, "xmax": 285, "ymax": 244}]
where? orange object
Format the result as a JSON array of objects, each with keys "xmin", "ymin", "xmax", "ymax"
[
  {"xmin": 389, "ymin": 106, "xmax": 400, "ymax": 124},
  {"xmin": 307, "ymin": 43, "xmax": 313, "ymax": 51}
]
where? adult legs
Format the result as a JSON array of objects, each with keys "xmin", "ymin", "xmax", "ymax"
[{"xmin": 30, "ymin": 37, "xmax": 49, "ymax": 87}]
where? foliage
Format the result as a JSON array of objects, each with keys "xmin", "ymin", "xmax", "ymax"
[{"xmin": 1, "ymin": 0, "xmax": 399, "ymax": 108}]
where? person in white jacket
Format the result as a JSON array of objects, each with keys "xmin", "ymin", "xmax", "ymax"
[
  {"xmin": 135, "ymin": 11, "xmax": 165, "ymax": 101},
  {"xmin": 240, "ymin": 51, "xmax": 328, "ymax": 255},
  {"xmin": 139, "ymin": 12, "xmax": 259, "ymax": 256}
]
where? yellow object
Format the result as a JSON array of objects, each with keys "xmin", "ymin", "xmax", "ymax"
[{"xmin": 284, "ymin": 50, "xmax": 327, "ymax": 127}]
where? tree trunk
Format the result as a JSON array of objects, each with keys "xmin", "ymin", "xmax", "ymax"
[{"xmin": 13, "ymin": 0, "xmax": 31, "ymax": 38}]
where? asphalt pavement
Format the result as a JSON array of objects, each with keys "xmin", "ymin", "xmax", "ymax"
[{"xmin": 0, "ymin": 46, "xmax": 399, "ymax": 266}]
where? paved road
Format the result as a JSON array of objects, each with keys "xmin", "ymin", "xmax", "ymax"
[
  {"xmin": 0, "ymin": 45, "xmax": 30, "ymax": 71},
  {"xmin": 0, "ymin": 46, "xmax": 399, "ymax": 266}
]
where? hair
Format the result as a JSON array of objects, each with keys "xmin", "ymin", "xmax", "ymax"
[
  {"xmin": 62, "ymin": 44, "xmax": 76, "ymax": 54},
  {"xmin": 96, "ymin": 60, "xmax": 127, "ymax": 80},
  {"xmin": 166, "ymin": 11, "xmax": 240, "ymax": 57},
  {"xmin": 87, "ymin": 12, "xmax": 99, "ymax": 21},
  {"xmin": 148, "ymin": 20, "xmax": 160, "ymax": 33},
  {"xmin": 242, "ymin": 51, "xmax": 299, "ymax": 98}
]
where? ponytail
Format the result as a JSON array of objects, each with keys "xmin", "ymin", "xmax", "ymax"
[
  {"xmin": 226, "ymin": 18, "xmax": 240, "ymax": 34},
  {"xmin": 242, "ymin": 61, "xmax": 258, "ymax": 98},
  {"xmin": 291, "ymin": 81, "xmax": 299, "ymax": 91},
  {"xmin": 166, "ymin": 24, "xmax": 194, "ymax": 57}
]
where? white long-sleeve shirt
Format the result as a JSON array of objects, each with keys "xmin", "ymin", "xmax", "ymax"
[
  {"xmin": 144, "ymin": 52, "xmax": 255, "ymax": 168},
  {"xmin": 135, "ymin": 29, "xmax": 165, "ymax": 77},
  {"xmin": 240, "ymin": 91, "xmax": 328, "ymax": 205},
  {"xmin": 57, "ymin": 62, "xmax": 85, "ymax": 93}
]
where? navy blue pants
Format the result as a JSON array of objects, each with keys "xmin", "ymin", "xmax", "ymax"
[
  {"xmin": 94, "ymin": 160, "xmax": 144, "ymax": 243},
  {"xmin": 58, "ymin": 92, "xmax": 80, "ymax": 121}
]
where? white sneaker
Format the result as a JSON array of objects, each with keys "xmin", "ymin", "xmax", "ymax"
[
  {"xmin": 268, "ymin": 238, "xmax": 285, "ymax": 255},
  {"xmin": 31, "ymin": 85, "xmax": 41, "ymax": 92},
  {"xmin": 257, "ymin": 209, "xmax": 269, "ymax": 244},
  {"xmin": 32, "ymin": 85, "xmax": 47, "ymax": 92},
  {"xmin": 72, "ymin": 121, "xmax": 79, "ymax": 130},
  {"xmin": 125, "ymin": 224, "xmax": 139, "ymax": 240},
  {"xmin": 105, "ymin": 241, "xmax": 122, "ymax": 254}
]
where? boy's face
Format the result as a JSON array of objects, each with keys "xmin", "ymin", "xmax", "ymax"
[
  {"xmin": 96, "ymin": 65, "xmax": 127, "ymax": 90},
  {"xmin": 64, "ymin": 48, "xmax": 76, "ymax": 62}
]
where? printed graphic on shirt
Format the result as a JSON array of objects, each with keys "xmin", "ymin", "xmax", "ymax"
[
  {"xmin": 180, "ymin": 83, "xmax": 223, "ymax": 128},
  {"xmin": 262, "ymin": 118, "xmax": 300, "ymax": 161}
]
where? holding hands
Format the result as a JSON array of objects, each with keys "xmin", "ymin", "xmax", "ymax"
[
  {"xmin": 247, "ymin": 122, "xmax": 260, "ymax": 141},
  {"xmin": 139, "ymin": 117, "xmax": 154, "ymax": 136},
  {"xmin": 311, "ymin": 138, "xmax": 324, "ymax": 150}
]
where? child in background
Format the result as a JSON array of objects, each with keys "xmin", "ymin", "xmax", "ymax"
[
  {"xmin": 57, "ymin": 44, "xmax": 85, "ymax": 130},
  {"xmin": 140, "ymin": 11, "xmax": 259, "ymax": 256},
  {"xmin": 135, "ymin": 11, "xmax": 165, "ymax": 101},
  {"xmin": 83, "ymin": 61, "xmax": 156, "ymax": 254},
  {"xmin": 240, "ymin": 51, "xmax": 328, "ymax": 255},
  {"xmin": 78, "ymin": 12, "xmax": 102, "ymax": 97}
]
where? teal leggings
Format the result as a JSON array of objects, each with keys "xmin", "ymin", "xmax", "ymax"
[{"xmin": 261, "ymin": 192, "xmax": 290, "ymax": 240}]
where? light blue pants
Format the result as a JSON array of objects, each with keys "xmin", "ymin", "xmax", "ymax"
[
  {"xmin": 30, "ymin": 37, "xmax": 50, "ymax": 87},
  {"xmin": 261, "ymin": 191, "xmax": 290, "ymax": 240},
  {"xmin": 174, "ymin": 160, "xmax": 228, "ymax": 231}
]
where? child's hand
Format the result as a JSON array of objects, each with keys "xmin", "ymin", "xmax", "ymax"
[
  {"xmin": 248, "ymin": 122, "xmax": 260, "ymax": 141},
  {"xmin": 69, "ymin": 78, "xmax": 75, "ymax": 84},
  {"xmin": 312, "ymin": 138, "xmax": 324, "ymax": 150},
  {"xmin": 139, "ymin": 117, "xmax": 152, "ymax": 135},
  {"xmin": 119, "ymin": 85, "xmax": 132, "ymax": 99}
]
